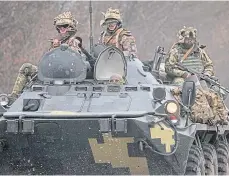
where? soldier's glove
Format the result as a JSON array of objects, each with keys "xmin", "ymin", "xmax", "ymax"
[
  {"xmin": 204, "ymin": 72, "xmax": 219, "ymax": 82},
  {"xmin": 75, "ymin": 36, "xmax": 83, "ymax": 48},
  {"xmin": 203, "ymin": 71, "xmax": 211, "ymax": 76}
]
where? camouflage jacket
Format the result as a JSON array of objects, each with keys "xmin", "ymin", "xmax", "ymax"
[
  {"xmin": 49, "ymin": 35, "xmax": 82, "ymax": 54},
  {"xmin": 164, "ymin": 43, "xmax": 214, "ymax": 78},
  {"xmin": 98, "ymin": 28, "xmax": 138, "ymax": 58}
]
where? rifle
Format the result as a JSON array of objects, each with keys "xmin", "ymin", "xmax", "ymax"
[
  {"xmin": 142, "ymin": 46, "xmax": 166, "ymax": 79},
  {"xmin": 176, "ymin": 62, "xmax": 229, "ymax": 93},
  {"xmin": 75, "ymin": 36, "xmax": 96, "ymax": 66}
]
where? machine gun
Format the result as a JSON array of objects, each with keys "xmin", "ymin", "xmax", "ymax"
[
  {"xmin": 75, "ymin": 36, "xmax": 96, "ymax": 67},
  {"xmin": 142, "ymin": 46, "xmax": 166, "ymax": 78},
  {"xmin": 176, "ymin": 62, "xmax": 229, "ymax": 94}
]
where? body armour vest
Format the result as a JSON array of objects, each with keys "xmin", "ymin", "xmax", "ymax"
[
  {"xmin": 100, "ymin": 28, "xmax": 124, "ymax": 50},
  {"xmin": 177, "ymin": 47, "xmax": 204, "ymax": 74}
]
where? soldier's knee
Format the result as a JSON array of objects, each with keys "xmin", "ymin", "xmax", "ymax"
[
  {"xmin": 172, "ymin": 78, "xmax": 184, "ymax": 85},
  {"xmin": 19, "ymin": 63, "xmax": 36, "ymax": 76}
]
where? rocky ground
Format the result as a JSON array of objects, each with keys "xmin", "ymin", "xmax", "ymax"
[{"xmin": 0, "ymin": 1, "xmax": 229, "ymax": 104}]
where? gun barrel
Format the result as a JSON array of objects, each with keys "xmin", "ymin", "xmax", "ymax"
[{"xmin": 176, "ymin": 63, "xmax": 229, "ymax": 93}]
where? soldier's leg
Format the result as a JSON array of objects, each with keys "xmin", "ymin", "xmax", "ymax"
[
  {"xmin": 212, "ymin": 92, "xmax": 228, "ymax": 123},
  {"xmin": 9, "ymin": 63, "xmax": 37, "ymax": 104},
  {"xmin": 190, "ymin": 88, "xmax": 214, "ymax": 124},
  {"xmin": 170, "ymin": 87, "xmax": 214, "ymax": 124},
  {"xmin": 203, "ymin": 89, "xmax": 228, "ymax": 124}
]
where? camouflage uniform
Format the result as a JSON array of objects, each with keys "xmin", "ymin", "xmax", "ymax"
[
  {"xmin": 172, "ymin": 87, "xmax": 215, "ymax": 124},
  {"xmin": 9, "ymin": 11, "xmax": 82, "ymax": 104},
  {"xmin": 165, "ymin": 26, "xmax": 228, "ymax": 124},
  {"xmin": 165, "ymin": 27, "xmax": 214, "ymax": 84},
  {"xmin": 98, "ymin": 8, "xmax": 138, "ymax": 58}
]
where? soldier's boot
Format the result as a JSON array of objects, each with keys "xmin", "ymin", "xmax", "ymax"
[
  {"xmin": 7, "ymin": 93, "xmax": 18, "ymax": 106},
  {"xmin": 216, "ymin": 119, "xmax": 228, "ymax": 125},
  {"xmin": 214, "ymin": 106, "xmax": 228, "ymax": 125},
  {"xmin": 214, "ymin": 113, "xmax": 228, "ymax": 125},
  {"xmin": 219, "ymin": 114, "xmax": 228, "ymax": 125}
]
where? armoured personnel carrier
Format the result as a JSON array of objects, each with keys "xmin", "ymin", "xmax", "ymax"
[
  {"xmin": 144, "ymin": 46, "xmax": 229, "ymax": 175},
  {"xmin": 0, "ymin": 43, "xmax": 227, "ymax": 175}
]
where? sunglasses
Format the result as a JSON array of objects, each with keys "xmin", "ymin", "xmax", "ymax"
[
  {"xmin": 106, "ymin": 20, "xmax": 118, "ymax": 25},
  {"xmin": 56, "ymin": 24, "xmax": 70, "ymax": 29}
]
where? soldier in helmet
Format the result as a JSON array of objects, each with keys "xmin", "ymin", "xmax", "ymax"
[
  {"xmin": 8, "ymin": 11, "xmax": 83, "ymax": 104},
  {"xmin": 165, "ymin": 26, "xmax": 228, "ymax": 124},
  {"xmin": 49, "ymin": 11, "xmax": 82, "ymax": 53},
  {"xmin": 98, "ymin": 7, "xmax": 138, "ymax": 58},
  {"xmin": 164, "ymin": 26, "xmax": 214, "ymax": 84}
]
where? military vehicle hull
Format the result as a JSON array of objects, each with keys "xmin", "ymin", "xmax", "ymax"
[
  {"xmin": 0, "ymin": 118, "xmax": 194, "ymax": 175},
  {"xmin": 0, "ymin": 44, "xmax": 220, "ymax": 175}
]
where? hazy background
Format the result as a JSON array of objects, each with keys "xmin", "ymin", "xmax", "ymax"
[{"xmin": 0, "ymin": 1, "xmax": 229, "ymax": 104}]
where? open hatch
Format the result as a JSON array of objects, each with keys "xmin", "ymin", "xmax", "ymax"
[{"xmin": 93, "ymin": 46, "xmax": 127, "ymax": 81}]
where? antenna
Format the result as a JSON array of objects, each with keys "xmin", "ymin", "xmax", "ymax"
[{"xmin": 89, "ymin": 1, "xmax": 93, "ymax": 54}]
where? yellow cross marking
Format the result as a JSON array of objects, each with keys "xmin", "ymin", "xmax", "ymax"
[{"xmin": 150, "ymin": 123, "xmax": 175, "ymax": 153}]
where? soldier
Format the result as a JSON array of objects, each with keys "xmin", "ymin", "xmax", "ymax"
[
  {"xmin": 109, "ymin": 74, "xmax": 125, "ymax": 85},
  {"xmin": 165, "ymin": 26, "xmax": 228, "ymax": 124},
  {"xmin": 165, "ymin": 26, "xmax": 214, "ymax": 84},
  {"xmin": 49, "ymin": 11, "xmax": 82, "ymax": 53},
  {"xmin": 98, "ymin": 7, "xmax": 138, "ymax": 58},
  {"xmin": 8, "ymin": 11, "xmax": 82, "ymax": 104}
]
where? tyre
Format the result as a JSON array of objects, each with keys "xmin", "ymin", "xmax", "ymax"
[
  {"xmin": 185, "ymin": 145, "xmax": 205, "ymax": 175},
  {"xmin": 216, "ymin": 141, "xmax": 229, "ymax": 175},
  {"xmin": 202, "ymin": 143, "xmax": 218, "ymax": 175}
]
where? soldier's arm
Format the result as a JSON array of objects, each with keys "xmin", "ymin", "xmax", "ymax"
[
  {"xmin": 48, "ymin": 39, "xmax": 60, "ymax": 52},
  {"xmin": 68, "ymin": 38, "xmax": 82, "ymax": 54},
  {"xmin": 200, "ymin": 48, "xmax": 214, "ymax": 76},
  {"xmin": 164, "ymin": 48, "xmax": 188, "ymax": 78},
  {"xmin": 119, "ymin": 32, "xmax": 138, "ymax": 58}
]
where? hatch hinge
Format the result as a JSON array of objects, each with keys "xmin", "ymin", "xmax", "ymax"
[
  {"xmin": 99, "ymin": 116, "xmax": 127, "ymax": 133},
  {"xmin": 6, "ymin": 116, "xmax": 34, "ymax": 134}
]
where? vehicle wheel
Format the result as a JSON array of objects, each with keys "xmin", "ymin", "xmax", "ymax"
[
  {"xmin": 185, "ymin": 145, "xmax": 205, "ymax": 175},
  {"xmin": 202, "ymin": 143, "xmax": 218, "ymax": 175},
  {"xmin": 216, "ymin": 141, "xmax": 229, "ymax": 175}
]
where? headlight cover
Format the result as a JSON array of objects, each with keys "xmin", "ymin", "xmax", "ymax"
[{"xmin": 165, "ymin": 101, "xmax": 178, "ymax": 114}]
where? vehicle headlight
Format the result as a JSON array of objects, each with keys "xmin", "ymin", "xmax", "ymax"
[
  {"xmin": 0, "ymin": 94, "xmax": 9, "ymax": 106},
  {"xmin": 165, "ymin": 101, "xmax": 178, "ymax": 114}
]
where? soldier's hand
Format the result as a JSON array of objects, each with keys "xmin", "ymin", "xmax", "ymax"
[
  {"xmin": 182, "ymin": 72, "xmax": 191, "ymax": 78},
  {"xmin": 203, "ymin": 72, "xmax": 211, "ymax": 77},
  {"xmin": 52, "ymin": 39, "xmax": 61, "ymax": 47}
]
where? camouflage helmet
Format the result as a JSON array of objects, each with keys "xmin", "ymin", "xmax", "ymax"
[
  {"xmin": 53, "ymin": 11, "xmax": 78, "ymax": 31},
  {"xmin": 100, "ymin": 8, "xmax": 122, "ymax": 26},
  {"xmin": 177, "ymin": 26, "xmax": 197, "ymax": 43}
]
